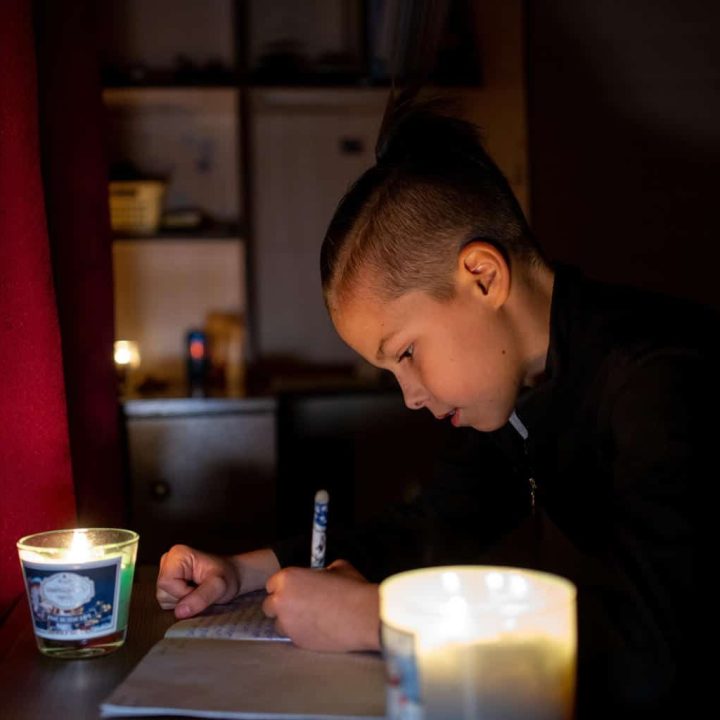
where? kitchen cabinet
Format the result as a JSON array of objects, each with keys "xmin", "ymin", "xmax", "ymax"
[{"xmin": 123, "ymin": 397, "xmax": 277, "ymax": 562}]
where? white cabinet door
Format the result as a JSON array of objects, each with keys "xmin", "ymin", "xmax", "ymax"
[{"xmin": 250, "ymin": 88, "xmax": 388, "ymax": 365}]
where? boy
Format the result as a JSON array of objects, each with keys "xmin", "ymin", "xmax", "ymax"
[{"xmin": 157, "ymin": 108, "xmax": 707, "ymax": 716}]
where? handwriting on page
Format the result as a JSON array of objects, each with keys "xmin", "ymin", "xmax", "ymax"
[{"xmin": 165, "ymin": 590, "xmax": 289, "ymax": 642}]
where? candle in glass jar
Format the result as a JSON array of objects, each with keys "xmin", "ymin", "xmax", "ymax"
[
  {"xmin": 17, "ymin": 528, "xmax": 139, "ymax": 659},
  {"xmin": 380, "ymin": 566, "xmax": 576, "ymax": 720}
]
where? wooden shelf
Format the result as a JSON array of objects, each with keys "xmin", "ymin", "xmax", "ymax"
[
  {"xmin": 103, "ymin": 82, "xmax": 239, "ymax": 90},
  {"xmin": 112, "ymin": 223, "xmax": 244, "ymax": 242}
]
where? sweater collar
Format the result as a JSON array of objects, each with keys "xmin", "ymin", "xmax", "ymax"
[{"xmin": 514, "ymin": 263, "xmax": 583, "ymax": 424}]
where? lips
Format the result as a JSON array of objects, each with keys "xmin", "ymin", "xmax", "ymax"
[{"xmin": 436, "ymin": 409, "xmax": 458, "ymax": 422}]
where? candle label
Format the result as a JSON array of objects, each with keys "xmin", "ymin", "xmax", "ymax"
[
  {"xmin": 21, "ymin": 557, "xmax": 121, "ymax": 640},
  {"xmin": 381, "ymin": 622, "xmax": 424, "ymax": 720}
]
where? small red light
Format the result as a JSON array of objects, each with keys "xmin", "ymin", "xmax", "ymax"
[{"xmin": 189, "ymin": 339, "xmax": 205, "ymax": 360}]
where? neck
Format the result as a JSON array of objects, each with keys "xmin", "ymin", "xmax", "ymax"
[{"xmin": 509, "ymin": 262, "xmax": 555, "ymax": 387}]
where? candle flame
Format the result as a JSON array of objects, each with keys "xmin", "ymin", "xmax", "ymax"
[
  {"xmin": 67, "ymin": 530, "xmax": 93, "ymax": 561},
  {"xmin": 114, "ymin": 340, "xmax": 140, "ymax": 368}
]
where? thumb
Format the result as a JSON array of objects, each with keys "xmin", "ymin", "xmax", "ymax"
[
  {"xmin": 175, "ymin": 575, "xmax": 229, "ymax": 618},
  {"xmin": 326, "ymin": 559, "xmax": 367, "ymax": 582}
]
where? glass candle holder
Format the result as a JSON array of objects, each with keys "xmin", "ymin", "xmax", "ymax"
[
  {"xmin": 380, "ymin": 566, "xmax": 577, "ymax": 720},
  {"xmin": 17, "ymin": 528, "xmax": 139, "ymax": 659}
]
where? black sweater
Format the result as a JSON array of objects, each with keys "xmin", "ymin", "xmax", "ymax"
[{"xmin": 275, "ymin": 266, "xmax": 711, "ymax": 718}]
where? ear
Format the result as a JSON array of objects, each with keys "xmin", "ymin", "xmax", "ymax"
[{"xmin": 457, "ymin": 241, "xmax": 511, "ymax": 309}]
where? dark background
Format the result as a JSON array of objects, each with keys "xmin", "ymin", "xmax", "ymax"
[{"xmin": 527, "ymin": 0, "xmax": 720, "ymax": 308}]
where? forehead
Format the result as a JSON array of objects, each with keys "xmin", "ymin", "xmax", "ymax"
[
  {"xmin": 331, "ymin": 286, "xmax": 445, "ymax": 359},
  {"xmin": 330, "ymin": 287, "xmax": 391, "ymax": 341}
]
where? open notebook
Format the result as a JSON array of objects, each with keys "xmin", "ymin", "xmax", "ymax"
[{"xmin": 100, "ymin": 591, "xmax": 386, "ymax": 719}]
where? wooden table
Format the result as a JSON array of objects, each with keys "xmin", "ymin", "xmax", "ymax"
[{"xmin": 0, "ymin": 565, "xmax": 175, "ymax": 719}]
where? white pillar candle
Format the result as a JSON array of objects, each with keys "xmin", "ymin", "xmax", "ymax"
[{"xmin": 380, "ymin": 566, "xmax": 576, "ymax": 720}]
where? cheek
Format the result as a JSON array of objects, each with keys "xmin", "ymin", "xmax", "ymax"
[
  {"xmin": 419, "ymin": 341, "xmax": 481, "ymax": 401},
  {"xmin": 460, "ymin": 332, "xmax": 520, "ymax": 403}
]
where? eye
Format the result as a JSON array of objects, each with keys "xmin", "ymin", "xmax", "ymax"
[{"xmin": 398, "ymin": 344, "xmax": 414, "ymax": 362}]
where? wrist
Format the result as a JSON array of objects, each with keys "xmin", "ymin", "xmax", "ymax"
[
  {"xmin": 230, "ymin": 548, "xmax": 281, "ymax": 595},
  {"xmin": 356, "ymin": 583, "xmax": 381, "ymax": 652}
]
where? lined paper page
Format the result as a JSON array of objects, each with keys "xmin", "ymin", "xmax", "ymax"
[
  {"xmin": 100, "ymin": 638, "xmax": 385, "ymax": 718},
  {"xmin": 164, "ymin": 590, "xmax": 289, "ymax": 641}
]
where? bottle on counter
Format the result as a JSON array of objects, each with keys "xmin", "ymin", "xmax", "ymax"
[{"xmin": 186, "ymin": 329, "xmax": 209, "ymax": 396}]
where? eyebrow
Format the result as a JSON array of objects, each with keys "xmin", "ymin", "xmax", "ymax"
[{"xmin": 376, "ymin": 332, "xmax": 397, "ymax": 361}]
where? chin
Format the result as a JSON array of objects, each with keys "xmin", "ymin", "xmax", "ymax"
[
  {"xmin": 469, "ymin": 408, "xmax": 514, "ymax": 433},
  {"xmin": 471, "ymin": 419, "xmax": 505, "ymax": 432}
]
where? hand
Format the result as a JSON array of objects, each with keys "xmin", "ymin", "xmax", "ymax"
[
  {"xmin": 262, "ymin": 559, "xmax": 380, "ymax": 652},
  {"xmin": 156, "ymin": 545, "xmax": 280, "ymax": 619}
]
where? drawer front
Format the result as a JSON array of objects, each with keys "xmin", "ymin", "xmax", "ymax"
[{"xmin": 127, "ymin": 412, "xmax": 276, "ymax": 562}]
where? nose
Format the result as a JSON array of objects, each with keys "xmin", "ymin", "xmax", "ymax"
[{"xmin": 398, "ymin": 377, "xmax": 427, "ymax": 411}]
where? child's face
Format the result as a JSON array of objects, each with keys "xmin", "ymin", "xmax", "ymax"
[{"xmin": 331, "ymin": 277, "xmax": 526, "ymax": 432}]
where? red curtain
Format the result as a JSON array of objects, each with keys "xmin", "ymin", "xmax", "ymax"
[
  {"xmin": 35, "ymin": 0, "xmax": 124, "ymax": 528},
  {"xmin": 0, "ymin": 0, "xmax": 123, "ymax": 620},
  {"xmin": 0, "ymin": 0, "xmax": 77, "ymax": 618}
]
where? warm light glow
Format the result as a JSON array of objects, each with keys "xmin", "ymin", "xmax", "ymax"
[
  {"xmin": 486, "ymin": 571, "xmax": 504, "ymax": 591},
  {"xmin": 114, "ymin": 340, "xmax": 140, "ymax": 368},
  {"xmin": 380, "ymin": 567, "xmax": 577, "ymax": 720},
  {"xmin": 441, "ymin": 571, "xmax": 461, "ymax": 594},
  {"xmin": 67, "ymin": 530, "xmax": 94, "ymax": 561},
  {"xmin": 440, "ymin": 595, "xmax": 469, "ymax": 639}
]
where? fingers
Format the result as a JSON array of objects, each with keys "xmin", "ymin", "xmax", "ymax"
[
  {"xmin": 261, "ymin": 564, "xmax": 377, "ymax": 652},
  {"xmin": 273, "ymin": 618, "xmax": 288, "ymax": 637},
  {"xmin": 263, "ymin": 567, "xmax": 299, "ymax": 620},
  {"xmin": 261, "ymin": 591, "xmax": 286, "ymax": 636},
  {"xmin": 174, "ymin": 574, "xmax": 229, "ymax": 619},
  {"xmin": 156, "ymin": 546, "xmax": 197, "ymax": 609},
  {"xmin": 157, "ymin": 587, "xmax": 184, "ymax": 610},
  {"xmin": 326, "ymin": 559, "xmax": 367, "ymax": 582},
  {"xmin": 326, "ymin": 559, "xmax": 351, "ymax": 571},
  {"xmin": 157, "ymin": 545, "xmax": 192, "ymax": 587},
  {"xmin": 156, "ymin": 575, "xmax": 197, "ymax": 607},
  {"xmin": 325, "ymin": 560, "xmax": 357, "ymax": 572},
  {"xmin": 262, "ymin": 571, "xmax": 296, "ymax": 640},
  {"xmin": 155, "ymin": 544, "xmax": 246, "ymax": 619},
  {"xmin": 265, "ymin": 567, "xmax": 286, "ymax": 595},
  {"xmin": 261, "ymin": 592, "xmax": 277, "ymax": 619}
]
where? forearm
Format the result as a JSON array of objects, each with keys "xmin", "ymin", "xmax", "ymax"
[{"xmin": 229, "ymin": 548, "xmax": 281, "ymax": 594}]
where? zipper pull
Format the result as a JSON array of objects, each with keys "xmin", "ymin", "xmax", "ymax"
[
  {"xmin": 528, "ymin": 476, "xmax": 537, "ymax": 512},
  {"xmin": 509, "ymin": 412, "xmax": 537, "ymax": 513}
]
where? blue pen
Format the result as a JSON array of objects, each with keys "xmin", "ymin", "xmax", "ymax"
[{"xmin": 310, "ymin": 489, "xmax": 329, "ymax": 568}]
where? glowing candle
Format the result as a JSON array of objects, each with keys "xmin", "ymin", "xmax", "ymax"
[
  {"xmin": 17, "ymin": 528, "xmax": 139, "ymax": 659},
  {"xmin": 113, "ymin": 340, "xmax": 140, "ymax": 369},
  {"xmin": 380, "ymin": 566, "xmax": 576, "ymax": 720},
  {"xmin": 67, "ymin": 529, "xmax": 93, "ymax": 560},
  {"xmin": 113, "ymin": 340, "xmax": 140, "ymax": 394}
]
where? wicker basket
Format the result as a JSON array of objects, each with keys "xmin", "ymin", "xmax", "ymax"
[{"xmin": 109, "ymin": 180, "xmax": 166, "ymax": 235}]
